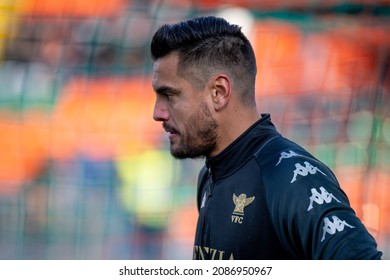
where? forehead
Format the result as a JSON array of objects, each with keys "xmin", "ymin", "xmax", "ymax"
[{"xmin": 152, "ymin": 53, "xmax": 180, "ymax": 89}]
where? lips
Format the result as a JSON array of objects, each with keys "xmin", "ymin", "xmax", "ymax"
[{"xmin": 163, "ymin": 123, "xmax": 179, "ymax": 135}]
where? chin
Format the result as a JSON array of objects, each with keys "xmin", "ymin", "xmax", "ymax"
[{"xmin": 170, "ymin": 147, "xmax": 194, "ymax": 160}]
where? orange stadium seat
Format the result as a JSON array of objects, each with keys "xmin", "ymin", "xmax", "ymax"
[
  {"xmin": 18, "ymin": 0, "xmax": 126, "ymax": 17},
  {"xmin": 51, "ymin": 76, "xmax": 161, "ymax": 159},
  {"xmin": 0, "ymin": 114, "xmax": 48, "ymax": 194}
]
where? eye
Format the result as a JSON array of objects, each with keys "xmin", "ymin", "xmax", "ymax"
[
  {"xmin": 164, "ymin": 92, "xmax": 174, "ymax": 102},
  {"xmin": 155, "ymin": 86, "xmax": 179, "ymax": 102}
]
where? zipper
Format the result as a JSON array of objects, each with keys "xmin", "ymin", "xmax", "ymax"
[
  {"xmin": 202, "ymin": 168, "xmax": 214, "ymax": 255},
  {"xmin": 194, "ymin": 167, "xmax": 214, "ymax": 259},
  {"xmin": 207, "ymin": 167, "xmax": 214, "ymax": 197}
]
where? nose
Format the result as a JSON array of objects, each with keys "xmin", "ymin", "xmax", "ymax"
[{"xmin": 153, "ymin": 98, "xmax": 169, "ymax": 122}]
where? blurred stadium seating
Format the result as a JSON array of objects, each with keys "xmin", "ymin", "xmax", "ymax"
[{"xmin": 0, "ymin": 0, "xmax": 389, "ymax": 259}]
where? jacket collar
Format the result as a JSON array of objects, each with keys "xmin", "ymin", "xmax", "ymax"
[{"xmin": 205, "ymin": 114, "xmax": 280, "ymax": 181}]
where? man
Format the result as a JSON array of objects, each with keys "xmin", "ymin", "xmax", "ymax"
[{"xmin": 150, "ymin": 16, "xmax": 382, "ymax": 259}]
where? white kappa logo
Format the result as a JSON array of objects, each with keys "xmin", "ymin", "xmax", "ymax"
[
  {"xmin": 275, "ymin": 150, "xmax": 299, "ymax": 166},
  {"xmin": 291, "ymin": 161, "xmax": 326, "ymax": 183},
  {"xmin": 321, "ymin": 215, "xmax": 355, "ymax": 242},
  {"xmin": 307, "ymin": 187, "xmax": 341, "ymax": 211}
]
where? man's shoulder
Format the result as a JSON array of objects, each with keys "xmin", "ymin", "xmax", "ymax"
[
  {"xmin": 253, "ymin": 136, "xmax": 337, "ymax": 191},
  {"xmin": 253, "ymin": 136, "xmax": 309, "ymax": 168}
]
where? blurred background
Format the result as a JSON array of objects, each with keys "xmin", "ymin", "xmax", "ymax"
[{"xmin": 0, "ymin": 0, "xmax": 389, "ymax": 260}]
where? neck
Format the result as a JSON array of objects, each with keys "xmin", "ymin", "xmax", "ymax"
[{"xmin": 211, "ymin": 107, "xmax": 260, "ymax": 157}]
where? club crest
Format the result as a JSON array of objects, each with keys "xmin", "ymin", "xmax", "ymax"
[{"xmin": 231, "ymin": 193, "xmax": 255, "ymax": 224}]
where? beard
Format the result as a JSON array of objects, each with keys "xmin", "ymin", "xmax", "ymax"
[{"xmin": 170, "ymin": 101, "xmax": 218, "ymax": 159}]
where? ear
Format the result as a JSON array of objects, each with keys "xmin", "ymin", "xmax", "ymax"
[{"xmin": 210, "ymin": 75, "xmax": 231, "ymax": 111}]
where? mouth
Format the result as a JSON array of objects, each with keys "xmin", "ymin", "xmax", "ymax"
[{"xmin": 163, "ymin": 123, "xmax": 179, "ymax": 137}]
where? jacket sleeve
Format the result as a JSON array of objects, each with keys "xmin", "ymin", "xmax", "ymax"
[{"xmin": 259, "ymin": 141, "xmax": 383, "ymax": 259}]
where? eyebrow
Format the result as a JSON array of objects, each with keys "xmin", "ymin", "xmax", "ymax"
[{"xmin": 154, "ymin": 85, "xmax": 181, "ymax": 95}]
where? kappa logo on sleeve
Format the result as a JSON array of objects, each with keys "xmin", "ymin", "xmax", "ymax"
[
  {"xmin": 307, "ymin": 187, "xmax": 341, "ymax": 211},
  {"xmin": 231, "ymin": 193, "xmax": 255, "ymax": 224},
  {"xmin": 275, "ymin": 150, "xmax": 299, "ymax": 166},
  {"xmin": 321, "ymin": 215, "xmax": 355, "ymax": 242},
  {"xmin": 291, "ymin": 161, "xmax": 326, "ymax": 183}
]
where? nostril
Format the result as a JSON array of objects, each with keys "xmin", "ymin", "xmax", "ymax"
[{"xmin": 153, "ymin": 107, "xmax": 168, "ymax": 122}]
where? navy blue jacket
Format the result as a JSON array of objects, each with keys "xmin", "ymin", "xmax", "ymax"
[{"xmin": 193, "ymin": 114, "xmax": 382, "ymax": 259}]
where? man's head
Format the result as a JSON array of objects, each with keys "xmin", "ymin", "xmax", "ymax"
[
  {"xmin": 151, "ymin": 16, "xmax": 258, "ymax": 159},
  {"xmin": 151, "ymin": 16, "xmax": 257, "ymax": 104}
]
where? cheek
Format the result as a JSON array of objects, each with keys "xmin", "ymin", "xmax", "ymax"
[
  {"xmin": 171, "ymin": 102, "xmax": 191, "ymax": 119},
  {"xmin": 172, "ymin": 94, "xmax": 207, "ymax": 125}
]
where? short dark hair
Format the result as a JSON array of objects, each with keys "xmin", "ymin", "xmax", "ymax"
[{"xmin": 150, "ymin": 16, "xmax": 257, "ymax": 106}]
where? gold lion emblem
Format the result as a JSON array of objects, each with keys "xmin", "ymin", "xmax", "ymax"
[{"xmin": 232, "ymin": 193, "xmax": 255, "ymax": 215}]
